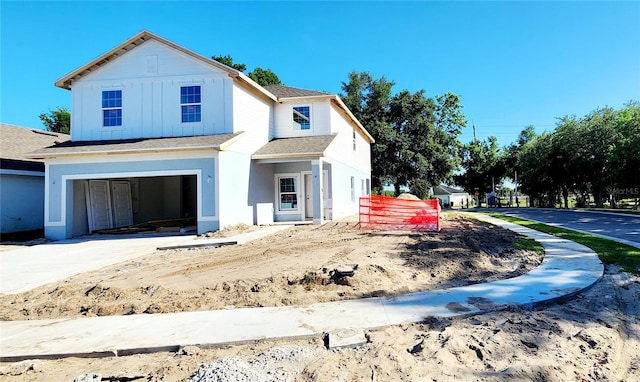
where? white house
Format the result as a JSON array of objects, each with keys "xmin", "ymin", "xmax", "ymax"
[
  {"xmin": 1, "ymin": 123, "xmax": 69, "ymax": 236},
  {"xmin": 27, "ymin": 31, "xmax": 374, "ymax": 240},
  {"xmin": 432, "ymin": 186, "xmax": 470, "ymax": 208}
]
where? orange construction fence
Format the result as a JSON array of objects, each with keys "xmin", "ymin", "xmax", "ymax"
[{"xmin": 359, "ymin": 194, "xmax": 441, "ymax": 231}]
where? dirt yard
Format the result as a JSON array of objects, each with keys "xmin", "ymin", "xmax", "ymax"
[{"xmin": 1, "ymin": 213, "xmax": 639, "ymax": 381}]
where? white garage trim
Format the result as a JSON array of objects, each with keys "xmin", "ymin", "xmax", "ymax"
[{"xmin": 46, "ymin": 169, "xmax": 210, "ymax": 226}]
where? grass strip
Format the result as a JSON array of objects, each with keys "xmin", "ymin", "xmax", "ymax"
[{"xmin": 486, "ymin": 213, "xmax": 640, "ymax": 275}]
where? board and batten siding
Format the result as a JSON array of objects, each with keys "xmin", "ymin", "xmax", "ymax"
[
  {"xmin": 69, "ymin": 40, "xmax": 233, "ymax": 141},
  {"xmin": 272, "ymin": 100, "xmax": 332, "ymax": 139}
]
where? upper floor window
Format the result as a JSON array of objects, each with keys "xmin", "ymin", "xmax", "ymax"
[
  {"xmin": 102, "ymin": 90, "xmax": 122, "ymax": 127},
  {"xmin": 181, "ymin": 86, "xmax": 201, "ymax": 123},
  {"xmin": 293, "ymin": 106, "xmax": 310, "ymax": 130},
  {"xmin": 353, "ymin": 129, "xmax": 357, "ymax": 151}
]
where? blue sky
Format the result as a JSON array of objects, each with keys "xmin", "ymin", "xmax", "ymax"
[{"xmin": 1, "ymin": 1, "xmax": 639, "ymax": 147}]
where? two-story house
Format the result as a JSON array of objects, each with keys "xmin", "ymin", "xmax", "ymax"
[{"xmin": 27, "ymin": 31, "xmax": 373, "ymax": 240}]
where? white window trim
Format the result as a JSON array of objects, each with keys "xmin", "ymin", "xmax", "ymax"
[
  {"xmin": 350, "ymin": 176, "xmax": 356, "ymax": 203},
  {"xmin": 180, "ymin": 85, "xmax": 203, "ymax": 126},
  {"xmin": 274, "ymin": 173, "xmax": 301, "ymax": 215},
  {"xmin": 353, "ymin": 129, "xmax": 357, "ymax": 151},
  {"xmin": 101, "ymin": 88, "xmax": 124, "ymax": 131},
  {"xmin": 292, "ymin": 105, "xmax": 312, "ymax": 131}
]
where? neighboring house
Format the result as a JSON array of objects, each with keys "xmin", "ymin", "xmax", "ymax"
[
  {"xmin": 26, "ymin": 31, "xmax": 374, "ymax": 240},
  {"xmin": 432, "ymin": 186, "xmax": 470, "ymax": 208},
  {"xmin": 0, "ymin": 123, "xmax": 69, "ymax": 235}
]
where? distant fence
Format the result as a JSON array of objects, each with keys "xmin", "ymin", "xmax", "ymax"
[{"xmin": 359, "ymin": 195, "xmax": 441, "ymax": 231}]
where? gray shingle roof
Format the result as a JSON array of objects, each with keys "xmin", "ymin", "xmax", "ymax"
[
  {"xmin": 26, "ymin": 133, "xmax": 243, "ymax": 158},
  {"xmin": 253, "ymin": 135, "xmax": 338, "ymax": 159},
  {"xmin": 1, "ymin": 123, "xmax": 70, "ymax": 170},
  {"xmin": 433, "ymin": 185, "xmax": 467, "ymax": 195},
  {"xmin": 264, "ymin": 85, "xmax": 332, "ymax": 98}
]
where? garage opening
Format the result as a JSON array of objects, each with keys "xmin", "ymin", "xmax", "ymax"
[{"xmin": 72, "ymin": 175, "xmax": 197, "ymax": 236}]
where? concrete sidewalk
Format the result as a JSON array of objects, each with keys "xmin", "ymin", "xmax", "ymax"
[
  {"xmin": 0, "ymin": 225, "xmax": 292, "ymax": 295},
  {"xmin": 0, "ymin": 215, "xmax": 604, "ymax": 361}
]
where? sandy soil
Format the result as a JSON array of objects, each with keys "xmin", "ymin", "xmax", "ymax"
[
  {"xmin": 0, "ymin": 214, "xmax": 540, "ymax": 321},
  {"xmin": 1, "ymin": 213, "xmax": 639, "ymax": 381}
]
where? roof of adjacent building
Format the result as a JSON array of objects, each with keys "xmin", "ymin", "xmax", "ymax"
[
  {"xmin": 1, "ymin": 123, "xmax": 70, "ymax": 171},
  {"xmin": 264, "ymin": 85, "xmax": 331, "ymax": 98},
  {"xmin": 433, "ymin": 185, "xmax": 468, "ymax": 195},
  {"xmin": 252, "ymin": 134, "xmax": 338, "ymax": 160},
  {"xmin": 25, "ymin": 133, "xmax": 243, "ymax": 159}
]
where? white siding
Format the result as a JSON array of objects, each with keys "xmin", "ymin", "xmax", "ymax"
[
  {"xmin": 70, "ymin": 40, "xmax": 233, "ymax": 141},
  {"xmin": 324, "ymin": 159, "xmax": 369, "ymax": 220},
  {"xmin": 217, "ymin": 151, "xmax": 254, "ymax": 228},
  {"xmin": 324, "ymin": 105, "xmax": 371, "ymax": 174},
  {"xmin": 272, "ymin": 100, "xmax": 331, "ymax": 138},
  {"xmin": 225, "ymin": 83, "xmax": 273, "ymax": 155}
]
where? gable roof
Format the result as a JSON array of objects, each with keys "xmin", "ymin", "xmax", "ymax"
[
  {"xmin": 433, "ymin": 185, "xmax": 468, "ymax": 195},
  {"xmin": 1, "ymin": 123, "xmax": 70, "ymax": 171},
  {"xmin": 253, "ymin": 135, "xmax": 338, "ymax": 160},
  {"xmin": 25, "ymin": 133, "xmax": 243, "ymax": 159},
  {"xmin": 54, "ymin": 30, "xmax": 277, "ymax": 102},
  {"xmin": 53, "ymin": 31, "xmax": 374, "ymax": 144},
  {"xmin": 265, "ymin": 85, "xmax": 375, "ymax": 144}
]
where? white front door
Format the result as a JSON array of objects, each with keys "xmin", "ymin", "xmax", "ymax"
[
  {"xmin": 304, "ymin": 174, "xmax": 313, "ymax": 219},
  {"xmin": 87, "ymin": 180, "xmax": 113, "ymax": 231},
  {"xmin": 111, "ymin": 181, "xmax": 133, "ymax": 228}
]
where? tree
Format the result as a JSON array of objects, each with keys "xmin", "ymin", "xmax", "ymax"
[
  {"xmin": 610, "ymin": 102, "xmax": 640, "ymax": 202},
  {"xmin": 39, "ymin": 107, "xmax": 70, "ymax": 134},
  {"xmin": 211, "ymin": 55, "xmax": 281, "ymax": 87},
  {"xmin": 340, "ymin": 72, "xmax": 395, "ymax": 191},
  {"xmin": 340, "ymin": 71, "xmax": 465, "ymax": 195},
  {"xmin": 211, "ymin": 55, "xmax": 246, "ymax": 72},
  {"xmin": 516, "ymin": 133, "xmax": 556, "ymax": 207},
  {"xmin": 248, "ymin": 67, "xmax": 281, "ymax": 87},
  {"xmin": 454, "ymin": 136, "xmax": 503, "ymax": 199}
]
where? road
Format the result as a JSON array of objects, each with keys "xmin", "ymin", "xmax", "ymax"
[{"xmin": 492, "ymin": 208, "xmax": 640, "ymax": 246}]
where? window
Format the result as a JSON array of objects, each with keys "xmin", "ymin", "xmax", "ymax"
[
  {"xmin": 293, "ymin": 106, "xmax": 310, "ymax": 130},
  {"xmin": 353, "ymin": 129, "xmax": 357, "ymax": 151},
  {"xmin": 181, "ymin": 86, "xmax": 201, "ymax": 123},
  {"xmin": 351, "ymin": 176, "xmax": 356, "ymax": 202},
  {"xmin": 278, "ymin": 176, "xmax": 298, "ymax": 211},
  {"xmin": 102, "ymin": 90, "xmax": 122, "ymax": 127}
]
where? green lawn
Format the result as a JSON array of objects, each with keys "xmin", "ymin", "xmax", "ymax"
[{"xmin": 485, "ymin": 213, "xmax": 640, "ymax": 275}]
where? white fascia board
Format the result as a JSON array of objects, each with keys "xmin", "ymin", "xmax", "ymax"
[{"xmin": 44, "ymin": 150, "xmax": 219, "ymax": 165}]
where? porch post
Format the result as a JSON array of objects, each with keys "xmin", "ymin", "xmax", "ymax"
[{"xmin": 311, "ymin": 159, "xmax": 324, "ymax": 225}]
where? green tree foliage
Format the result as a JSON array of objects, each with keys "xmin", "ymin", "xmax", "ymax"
[
  {"xmin": 454, "ymin": 136, "xmax": 503, "ymax": 199},
  {"xmin": 515, "ymin": 102, "xmax": 640, "ymax": 208},
  {"xmin": 211, "ymin": 55, "xmax": 281, "ymax": 87},
  {"xmin": 248, "ymin": 67, "xmax": 281, "ymax": 87},
  {"xmin": 340, "ymin": 72, "xmax": 395, "ymax": 191},
  {"xmin": 340, "ymin": 71, "xmax": 465, "ymax": 196},
  {"xmin": 39, "ymin": 107, "xmax": 70, "ymax": 134},
  {"xmin": 211, "ymin": 55, "xmax": 247, "ymax": 72}
]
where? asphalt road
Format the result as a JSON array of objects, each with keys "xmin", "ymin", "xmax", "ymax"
[{"xmin": 493, "ymin": 208, "xmax": 640, "ymax": 245}]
